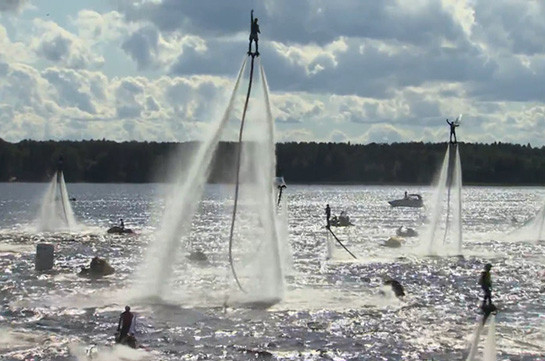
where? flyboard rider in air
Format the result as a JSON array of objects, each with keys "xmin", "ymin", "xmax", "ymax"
[{"xmin": 248, "ymin": 9, "xmax": 260, "ymax": 56}]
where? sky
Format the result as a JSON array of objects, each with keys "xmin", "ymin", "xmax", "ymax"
[{"xmin": 0, "ymin": 0, "xmax": 544, "ymax": 145}]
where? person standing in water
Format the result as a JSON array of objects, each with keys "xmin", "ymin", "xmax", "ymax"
[
  {"xmin": 248, "ymin": 9, "xmax": 260, "ymax": 55},
  {"xmin": 479, "ymin": 263, "xmax": 493, "ymax": 307},
  {"xmin": 446, "ymin": 118, "xmax": 459, "ymax": 144},
  {"xmin": 325, "ymin": 204, "xmax": 331, "ymax": 228},
  {"xmin": 119, "ymin": 218, "xmax": 125, "ymax": 230},
  {"xmin": 117, "ymin": 306, "xmax": 135, "ymax": 343}
]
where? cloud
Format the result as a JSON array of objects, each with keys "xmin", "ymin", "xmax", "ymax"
[
  {"xmin": 0, "ymin": 0, "xmax": 27, "ymax": 13},
  {"xmin": 32, "ymin": 19, "xmax": 105, "ymax": 69},
  {"xmin": 0, "ymin": 59, "xmax": 241, "ymax": 142},
  {"xmin": 74, "ymin": 10, "xmax": 130, "ymax": 44},
  {"xmin": 359, "ymin": 124, "xmax": 409, "ymax": 143},
  {"xmin": 272, "ymin": 93, "xmax": 324, "ymax": 124},
  {"xmin": 277, "ymin": 128, "xmax": 316, "ymax": 142},
  {"xmin": 121, "ymin": 25, "xmax": 199, "ymax": 70},
  {"xmin": 0, "ymin": 24, "xmax": 35, "ymax": 64},
  {"xmin": 1, "ymin": 0, "xmax": 545, "ymax": 146}
]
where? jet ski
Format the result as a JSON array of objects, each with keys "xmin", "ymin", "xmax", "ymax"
[
  {"xmin": 107, "ymin": 226, "xmax": 134, "ymax": 234},
  {"xmin": 78, "ymin": 257, "xmax": 115, "ymax": 278}
]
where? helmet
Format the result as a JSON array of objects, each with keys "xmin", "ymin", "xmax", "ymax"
[
  {"xmin": 125, "ymin": 305, "xmax": 130, "ymax": 311},
  {"xmin": 485, "ymin": 263, "xmax": 492, "ymax": 270}
]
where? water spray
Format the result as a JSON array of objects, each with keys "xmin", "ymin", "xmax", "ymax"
[{"xmin": 228, "ymin": 53, "xmax": 258, "ymax": 292}]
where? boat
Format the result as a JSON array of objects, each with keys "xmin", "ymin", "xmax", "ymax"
[
  {"xmin": 388, "ymin": 194, "xmax": 423, "ymax": 208},
  {"xmin": 107, "ymin": 226, "xmax": 134, "ymax": 234},
  {"xmin": 330, "ymin": 212, "xmax": 353, "ymax": 227}
]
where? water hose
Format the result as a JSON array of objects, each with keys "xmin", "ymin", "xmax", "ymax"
[{"xmin": 228, "ymin": 54, "xmax": 257, "ymax": 292}]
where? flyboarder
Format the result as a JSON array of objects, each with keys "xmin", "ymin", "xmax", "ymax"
[
  {"xmin": 479, "ymin": 263, "xmax": 493, "ymax": 307},
  {"xmin": 248, "ymin": 9, "xmax": 260, "ymax": 56},
  {"xmin": 57, "ymin": 155, "xmax": 64, "ymax": 172},
  {"xmin": 116, "ymin": 306, "xmax": 135, "ymax": 345},
  {"xmin": 446, "ymin": 118, "xmax": 459, "ymax": 144},
  {"xmin": 119, "ymin": 218, "xmax": 125, "ymax": 231},
  {"xmin": 478, "ymin": 263, "xmax": 497, "ymax": 323},
  {"xmin": 325, "ymin": 204, "xmax": 331, "ymax": 228}
]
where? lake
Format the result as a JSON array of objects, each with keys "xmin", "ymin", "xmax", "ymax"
[{"xmin": 1, "ymin": 183, "xmax": 544, "ymax": 360}]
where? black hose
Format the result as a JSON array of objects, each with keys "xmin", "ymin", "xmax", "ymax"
[
  {"xmin": 228, "ymin": 54, "xmax": 257, "ymax": 292},
  {"xmin": 326, "ymin": 226, "xmax": 357, "ymax": 259}
]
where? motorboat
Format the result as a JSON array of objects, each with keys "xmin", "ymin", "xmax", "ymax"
[
  {"xmin": 388, "ymin": 194, "xmax": 423, "ymax": 208},
  {"xmin": 330, "ymin": 212, "xmax": 353, "ymax": 227}
]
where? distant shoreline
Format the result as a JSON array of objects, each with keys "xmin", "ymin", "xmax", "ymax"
[
  {"xmin": 1, "ymin": 139, "xmax": 544, "ymax": 185},
  {"xmin": 1, "ymin": 181, "xmax": 543, "ymax": 188}
]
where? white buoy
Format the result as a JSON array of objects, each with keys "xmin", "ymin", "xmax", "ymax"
[{"xmin": 35, "ymin": 243, "xmax": 54, "ymax": 271}]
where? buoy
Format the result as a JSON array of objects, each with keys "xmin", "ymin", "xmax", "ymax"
[{"xmin": 35, "ymin": 243, "xmax": 54, "ymax": 271}]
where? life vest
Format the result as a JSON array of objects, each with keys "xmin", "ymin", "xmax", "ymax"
[{"xmin": 479, "ymin": 271, "xmax": 491, "ymax": 288}]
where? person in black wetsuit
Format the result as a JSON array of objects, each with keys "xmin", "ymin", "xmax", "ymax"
[
  {"xmin": 446, "ymin": 118, "xmax": 459, "ymax": 144},
  {"xmin": 117, "ymin": 306, "xmax": 134, "ymax": 343},
  {"xmin": 248, "ymin": 9, "xmax": 260, "ymax": 55},
  {"xmin": 325, "ymin": 204, "xmax": 331, "ymax": 228},
  {"xmin": 479, "ymin": 263, "xmax": 493, "ymax": 307},
  {"xmin": 119, "ymin": 219, "xmax": 125, "ymax": 231},
  {"xmin": 57, "ymin": 155, "xmax": 64, "ymax": 172}
]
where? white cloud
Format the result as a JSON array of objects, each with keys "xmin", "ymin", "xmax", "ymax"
[
  {"xmin": 32, "ymin": 20, "xmax": 104, "ymax": 69},
  {"xmin": 121, "ymin": 25, "xmax": 203, "ymax": 70},
  {"xmin": 359, "ymin": 124, "xmax": 410, "ymax": 143},
  {"xmin": 0, "ymin": 0, "xmax": 27, "ymax": 13},
  {"xmin": 0, "ymin": 0, "xmax": 544, "ymax": 146},
  {"xmin": 0, "ymin": 24, "xmax": 35, "ymax": 64},
  {"xmin": 73, "ymin": 10, "xmax": 130, "ymax": 44}
]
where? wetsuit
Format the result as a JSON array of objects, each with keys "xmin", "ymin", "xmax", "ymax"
[
  {"xmin": 446, "ymin": 119, "xmax": 458, "ymax": 144},
  {"xmin": 117, "ymin": 310, "xmax": 134, "ymax": 342},
  {"xmin": 325, "ymin": 205, "xmax": 331, "ymax": 228},
  {"xmin": 479, "ymin": 271, "xmax": 492, "ymax": 306},
  {"xmin": 249, "ymin": 13, "xmax": 260, "ymax": 54}
]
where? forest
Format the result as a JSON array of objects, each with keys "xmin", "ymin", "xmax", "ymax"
[{"xmin": 0, "ymin": 138, "xmax": 543, "ymax": 185}]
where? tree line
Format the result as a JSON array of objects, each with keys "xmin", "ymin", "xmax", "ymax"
[{"xmin": 0, "ymin": 138, "xmax": 543, "ymax": 185}]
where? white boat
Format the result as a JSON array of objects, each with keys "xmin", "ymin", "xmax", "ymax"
[{"xmin": 388, "ymin": 194, "xmax": 423, "ymax": 208}]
